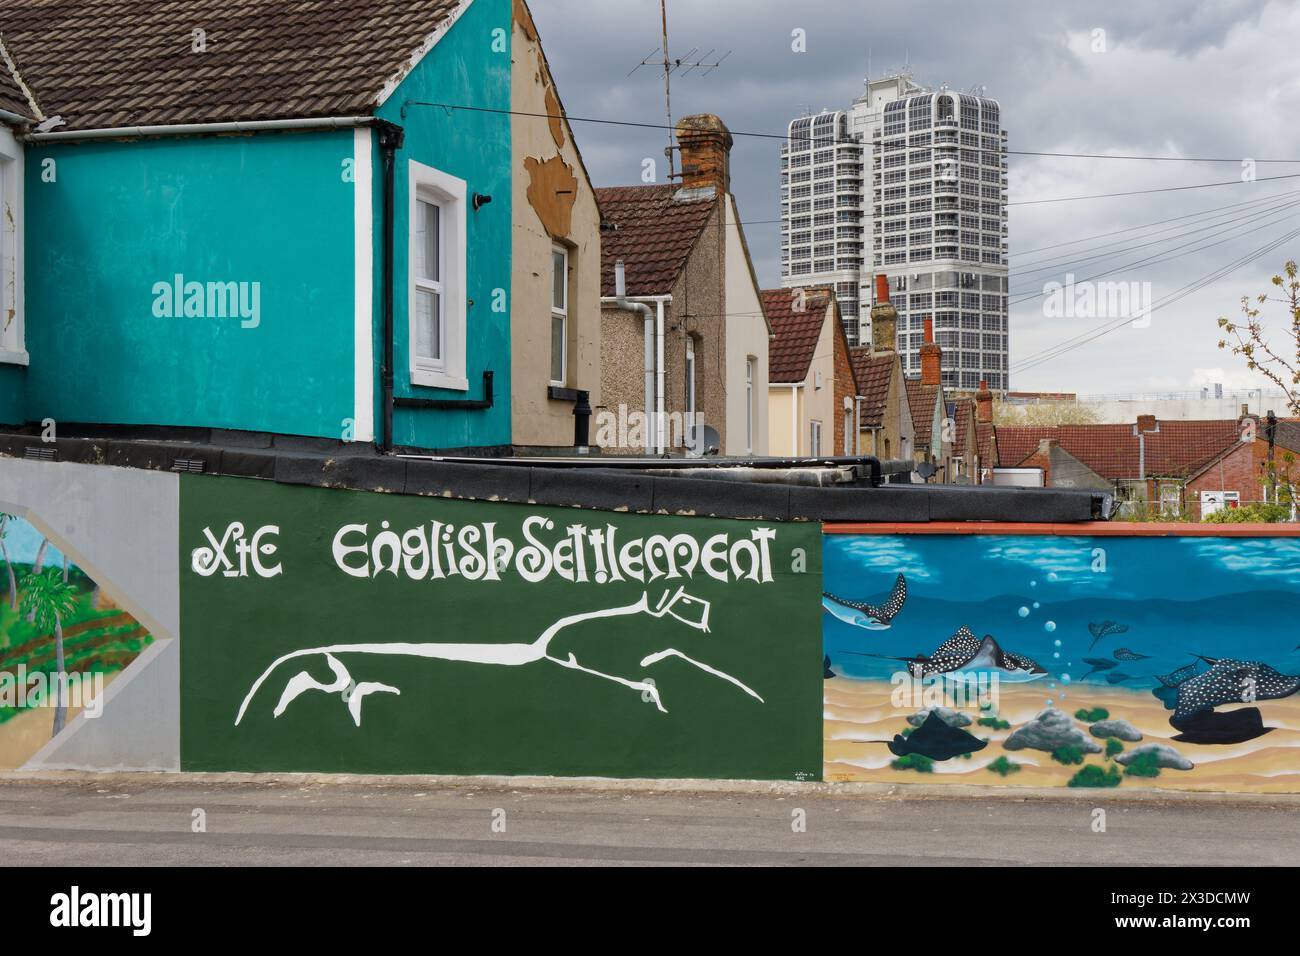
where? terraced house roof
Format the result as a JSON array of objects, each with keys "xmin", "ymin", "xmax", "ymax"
[
  {"xmin": 596, "ymin": 184, "xmax": 719, "ymax": 297},
  {"xmin": 996, "ymin": 420, "xmax": 1247, "ymax": 479},
  {"xmin": 0, "ymin": 0, "xmax": 466, "ymax": 131},
  {"xmin": 905, "ymin": 379, "xmax": 940, "ymax": 446},
  {"xmin": 848, "ymin": 348, "xmax": 895, "ymax": 428},
  {"xmin": 761, "ymin": 287, "xmax": 833, "ymax": 384}
]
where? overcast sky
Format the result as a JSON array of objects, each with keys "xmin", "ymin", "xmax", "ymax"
[{"xmin": 528, "ymin": 0, "xmax": 1300, "ymax": 396}]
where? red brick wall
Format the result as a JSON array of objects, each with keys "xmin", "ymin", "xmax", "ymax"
[
  {"xmin": 1186, "ymin": 441, "xmax": 1256, "ymax": 517},
  {"xmin": 832, "ymin": 314, "xmax": 856, "ymax": 456}
]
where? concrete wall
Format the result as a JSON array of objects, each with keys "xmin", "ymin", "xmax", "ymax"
[
  {"xmin": 767, "ymin": 386, "xmax": 799, "ymax": 456},
  {"xmin": 508, "ymin": 0, "xmax": 601, "ymax": 448},
  {"xmin": 5, "ymin": 450, "xmax": 1299, "ymax": 792},
  {"xmin": 722, "ymin": 195, "xmax": 768, "ymax": 455}
]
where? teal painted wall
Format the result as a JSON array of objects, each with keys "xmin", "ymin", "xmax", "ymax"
[
  {"xmin": 24, "ymin": 130, "xmax": 357, "ymax": 438},
  {"xmin": 0, "ymin": 365, "xmax": 23, "ymax": 426},
  {"xmin": 373, "ymin": 0, "xmax": 513, "ymax": 450}
]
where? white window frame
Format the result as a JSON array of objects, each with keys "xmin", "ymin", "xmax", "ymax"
[
  {"xmin": 550, "ymin": 244, "xmax": 568, "ymax": 387},
  {"xmin": 0, "ymin": 127, "xmax": 26, "ymax": 366},
  {"xmin": 408, "ymin": 160, "xmax": 467, "ymax": 391},
  {"xmin": 810, "ymin": 419, "xmax": 822, "ymax": 457}
]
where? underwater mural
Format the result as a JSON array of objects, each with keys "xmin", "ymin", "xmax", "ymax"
[
  {"xmin": 822, "ymin": 530, "xmax": 1300, "ymax": 792},
  {"xmin": 0, "ymin": 514, "xmax": 154, "ymax": 768}
]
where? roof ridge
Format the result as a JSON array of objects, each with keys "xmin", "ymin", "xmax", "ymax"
[{"xmin": 0, "ymin": 32, "xmax": 42, "ymax": 120}]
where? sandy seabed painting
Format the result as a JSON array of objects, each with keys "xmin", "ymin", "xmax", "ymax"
[{"xmin": 822, "ymin": 533, "xmax": 1300, "ymax": 792}]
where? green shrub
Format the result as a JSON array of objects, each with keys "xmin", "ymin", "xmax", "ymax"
[
  {"xmin": 890, "ymin": 753, "xmax": 934, "ymax": 773},
  {"xmin": 1067, "ymin": 764, "xmax": 1122, "ymax": 788},
  {"xmin": 1051, "ymin": 745, "xmax": 1085, "ymax": 765},
  {"xmin": 977, "ymin": 716, "xmax": 1010, "ymax": 730},
  {"xmin": 1105, "ymin": 738, "xmax": 1124, "ymax": 760},
  {"xmin": 1204, "ymin": 502, "xmax": 1290, "ymax": 524},
  {"xmin": 1074, "ymin": 707, "xmax": 1108, "ymax": 722},
  {"xmin": 986, "ymin": 756, "xmax": 1020, "ymax": 777},
  {"xmin": 1123, "ymin": 751, "xmax": 1162, "ymax": 778}
]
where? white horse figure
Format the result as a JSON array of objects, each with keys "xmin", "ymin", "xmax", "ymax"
[{"xmin": 235, "ymin": 586, "xmax": 764, "ymax": 727}]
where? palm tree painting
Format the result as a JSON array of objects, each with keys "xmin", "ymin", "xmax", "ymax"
[
  {"xmin": 0, "ymin": 514, "xmax": 17, "ymax": 611},
  {"xmin": 19, "ymin": 568, "xmax": 79, "ymax": 736}
]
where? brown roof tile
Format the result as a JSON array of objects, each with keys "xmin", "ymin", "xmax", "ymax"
[
  {"xmin": 905, "ymin": 378, "xmax": 940, "ymax": 445},
  {"xmin": 762, "ymin": 287, "xmax": 831, "ymax": 383},
  {"xmin": 0, "ymin": 0, "xmax": 463, "ymax": 131},
  {"xmin": 848, "ymin": 347, "xmax": 894, "ymax": 428},
  {"xmin": 995, "ymin": 419, "xmax": 1244, "ymax": 478},
  {"xmin": 976, "ymin": 422, "xmax": 998, "ymax": 466},
  {"xmin": 596, "ymin": 184, "xmax": 718, "ymax": 297}
]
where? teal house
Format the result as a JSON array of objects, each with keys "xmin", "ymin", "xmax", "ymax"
[{"xmin": 0, "ymin": 0, "xmax": 603, "ymax": 453}]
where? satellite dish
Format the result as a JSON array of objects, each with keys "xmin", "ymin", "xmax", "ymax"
[{"xmin": 686, "ymin": 423, "xmax": 720, "ymax": 458}]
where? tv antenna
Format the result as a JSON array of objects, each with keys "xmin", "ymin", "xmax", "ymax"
[{"xmin": 627, "ymin": 0, "xmax": 730, "ymax": 180}]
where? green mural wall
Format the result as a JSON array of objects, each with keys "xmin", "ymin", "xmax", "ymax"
[{"xmin": 179, "ymin": 475, "xmax": 822, "ymax": 779}]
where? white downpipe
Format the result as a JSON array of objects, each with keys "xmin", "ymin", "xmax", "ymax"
[
  {"xmin": 655, "ymin": 299, "xmax": 666, "ymax": 456},
  {"xmin": 603, "ymin": 260, "xmax": 671, "ymax": 456},
  {"xmin": 642, "ymin": 316, "xmax": 654, "ymax": 454}
]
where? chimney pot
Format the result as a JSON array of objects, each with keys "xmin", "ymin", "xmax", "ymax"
[
  {"xmin": 869, "ymin": 275, "xmax": 897, "ymax": 354},
  {"xmin": 676, "ymin": 114, "xmax": 733, "ymax": 194},
  {"xmin": 920, "ymin": 318, "xmax": 942, "ymax": 387},
  {"xmin": 975, "ymin": 378, "xmax": 993, "ymax": 424}
]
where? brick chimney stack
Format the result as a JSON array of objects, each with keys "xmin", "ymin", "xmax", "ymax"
[
  {"xmin": 1136, "ymin": 414, "xmax": 1157, "ymax": 433},
  {"xmin": 676, "ymin": 114, "xmax": 733, "ymax": 194},
  {"xmin": 975, "ymin": 378, "xmax": 993, "ymax": 424},
  {"xmin": 920, "ymin": 318, "xmax": 942, "ymax": 387},
  {"xmin": 870, "ymin": 274, "xmax": 897, "ymax": 355}
]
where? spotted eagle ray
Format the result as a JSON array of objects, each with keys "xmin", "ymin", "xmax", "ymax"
[
  {"xmin": 1087, "ymin": 620, "xmax": 1128, "ymax": 650},
  {"xmin": 822, "ymin": 573, "xmax": 907, "ymax": 631},
  {"xmin": 849, "ymin": 625, "xmax": 1047, "ymax": 682},
  {"xmin": 1113, "ymin": 648, "xmax": 1149, "ymax": 661},
  {"xmin": 847, "ymin": 711, "xmax": 988, "ymax": 761},
  {"xmin": 1171, "ymin": 655, "xmax": 1300, "ymax": 722},
  {"xmin": 1081, "ymin": 657, "xmax": 1119, "ymax": 680}
]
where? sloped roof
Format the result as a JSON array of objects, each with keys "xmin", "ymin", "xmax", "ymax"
[
  {"xmin": 0, "ymin": 0, "xmax": 466, "ymax": 131},
  {"xmin": 952, "ymin": 398, "xmax": 975, "ymax": 453},
  {"xmin": 596, "ymin": 184, "xmax": 718, "ymax": 297},
  {"xmin": 849, "ymin": 347, "xmax": 895, "ymax": 428},
  {"xmin": 976, "ymin": 421, "xmax": 998, "ymax": 466},
  {"xmin": 905, "ymin": 378, "xmax": 940, "ymax": 445},
  {"xmin": 995, "ymin": 419, "xmax": 1244, "ymax": 478},
  {"xmin": 763, "ymin": 287, "xmax": 831, "ymax": 383},
  {"xmin": 0, "ymin": 39, "xmax": 33, "ymax": 119}
]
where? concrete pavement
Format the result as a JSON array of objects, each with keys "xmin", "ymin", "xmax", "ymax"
[{"xmin": 1, "ymin": 773, "xmax": 1296, "ymax": 866}]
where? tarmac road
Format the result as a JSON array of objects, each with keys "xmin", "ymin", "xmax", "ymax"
[{"xmin": 2, "ymin": 773, "xmax": 1297, "ymax": 866}]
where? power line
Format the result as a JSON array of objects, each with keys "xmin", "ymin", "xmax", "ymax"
[
  {"xmin": 1008, "ymin": 197, "xmax": 1300, "ymax": 288},
  {"xmin": 1007, "ymin": 201, "xmax": 1300, "ymax": 305},
  {"xmin": 1010, "ymin": 225, "xmax": 1300, "ymax": 375},
  {"xmin": 1007, "ymin": 172, "xmax": 1300, "ymax": 206},
  {"xmin": 404, "ymin": 101, "xmax": 1300, "ymax": 165},
  {"xmin": 1010, "ymin": 187, "xmax": 1300, "ymax": 261}
]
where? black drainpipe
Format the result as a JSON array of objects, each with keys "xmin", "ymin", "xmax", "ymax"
[
  {"xmin": 376, "ymin": 120, "xmax": 405, "ymax": 455},
  {"xmin": 376, "ymin": 119, "xmax": 496, "ymax": 452}
]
